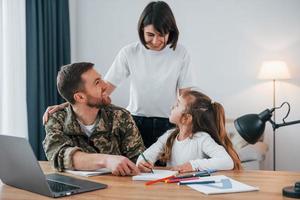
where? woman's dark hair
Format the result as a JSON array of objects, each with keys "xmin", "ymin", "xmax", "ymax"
[
  {"xmin": 160, "ymin": 90, "xmax": 242, "ymax": 170},
  {"xmin": 138, "ymin": 1, "xmax": 179, "ymax": 50}
]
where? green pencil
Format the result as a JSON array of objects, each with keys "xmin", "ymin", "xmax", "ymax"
[{"xmin": 140, "ymin": 152, "xmax": 154, "ymax": 174}]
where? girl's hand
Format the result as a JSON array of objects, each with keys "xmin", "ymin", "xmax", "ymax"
[
  {"xmin": 137, "ymin": 160, "xmax": 154, "ymax": 173},
  {"xmin": 42, "ymin": 102, "xmax": 69, "ymax": 125},
  {"xmin": 171, "ymin": 162, "xmax": 193, "ymax": 173}
]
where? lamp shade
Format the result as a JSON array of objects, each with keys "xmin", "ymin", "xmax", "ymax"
[
  {"xmin": 258, "ymin": 61, "xmax": 291, "ymax": 80},
  {"xmin": 234, "ymin": 109, "xmax": 273, "ymax": 144}
]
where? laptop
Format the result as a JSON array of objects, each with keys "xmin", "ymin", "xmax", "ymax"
[{"xmin": 0, "ymin": 135, "xmax": 107, "ymax": 198}]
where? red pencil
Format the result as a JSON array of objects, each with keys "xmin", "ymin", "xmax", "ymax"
[{"xmin": 145, "ymin": 175, "xmax": 176, "ymax": 186}]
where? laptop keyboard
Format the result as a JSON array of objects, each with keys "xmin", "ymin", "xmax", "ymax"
[{"xmin": 47, "ymin": 180, "xmax": 80, "ymax": 193}]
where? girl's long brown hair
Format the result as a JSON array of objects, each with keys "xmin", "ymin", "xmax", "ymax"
[{"xmin": 160, "ymin": 90, "xmax": 242, "ymax": 170}]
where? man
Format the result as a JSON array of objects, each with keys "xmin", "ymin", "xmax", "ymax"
[{"xmin": 43, "ymin": 62, "xmax": 145, "ymax": 176}]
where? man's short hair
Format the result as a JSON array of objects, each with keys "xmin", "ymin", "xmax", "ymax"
[{"xmin": 57, "ymin": 62, "xmax": 94, "ymax": 104}]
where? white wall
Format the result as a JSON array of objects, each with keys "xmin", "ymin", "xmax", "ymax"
[{"xmin": 69, "ymin": 0, "xmax": 300, "ymax": 171}]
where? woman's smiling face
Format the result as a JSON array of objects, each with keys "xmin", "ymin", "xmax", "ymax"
[{"xmin": 143, "ymin": 24, "xmax": 169, "ymax": 51}]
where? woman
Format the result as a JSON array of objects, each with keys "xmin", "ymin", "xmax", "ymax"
[{"xmin": 43, "ymin": 1, "xmax": 194, "ymax": 148}]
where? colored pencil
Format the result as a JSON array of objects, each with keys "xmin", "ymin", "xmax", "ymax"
[
  {"xmin": 175, "ymin": 171, "xmax": 210, "ymax": 179},
  {"xmin": 140, "ymin": 152, "xmax": 154, "ymax": 174},
  {"xmin": 179, "ymin": 180, "xmax": 216, "ymax": 185},
  {"xmin": 145, "ymin": 175, "xmax": 176, "ymax": 186},
  {"xmin": 165, "ymin": 177, "xmax": 200, "ymax": 183}
]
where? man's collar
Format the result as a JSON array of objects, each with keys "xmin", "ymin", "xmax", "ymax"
[
  {"xmin": 63, "ymin": 104, "xmax": 110, "ymax": 135},
  {"xmin": 94, "ymin": 108, "xmax": 111, "ymax": 133},
  {"xmin": 63, "ymin": 105, "xmax": 84, "ymax": 135}
]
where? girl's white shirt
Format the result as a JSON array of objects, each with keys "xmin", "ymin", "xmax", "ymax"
[
  {"xmin": 104, "ymin": 42, "xmax": 194, "ymax": 118},
  {"xmin": 136, "ymin": 129, "xmax": 234, "ymax": 171}
]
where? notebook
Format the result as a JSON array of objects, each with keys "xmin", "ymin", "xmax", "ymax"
[
  {"xmin": 65, "ymin": 169, "xmax": 111, "ymax": 177},
  {"xmin": 180, "ymin": 175, "xmax": 259, "ymax": 194},
  {"xmin": 132, "ymin": 169, "xmax": 177, "ymax": 181}
]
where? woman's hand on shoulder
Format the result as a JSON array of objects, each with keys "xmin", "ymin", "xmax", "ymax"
[{"xmin": 42, "ymin": 102, "xmax": 69, "ymax": 125}]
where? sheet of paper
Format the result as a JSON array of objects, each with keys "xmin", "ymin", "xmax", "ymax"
[
  {"xmin": 181, "ymin": 175, "xmax": 259, "ymax": 194},
  {"xmin": 132, "ymin": 169, "xmax": 177, "ymax": 181},
  {"xmin": 65, "ymin": 168, "xmax": 111, "ymax": 177}
]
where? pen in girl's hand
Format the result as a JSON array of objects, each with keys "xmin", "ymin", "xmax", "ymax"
[{"xmin": 140, "ymin": 152, "xmax": 154, "ymax": 174}]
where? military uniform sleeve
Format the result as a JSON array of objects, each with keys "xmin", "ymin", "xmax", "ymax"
[
  {"xmin": 43, "ymin": 114, "xmax": 82, "ymax": 171},
  {"xmin": 118, "ymin": 111, "xmax": 145, "ymax": 163}
]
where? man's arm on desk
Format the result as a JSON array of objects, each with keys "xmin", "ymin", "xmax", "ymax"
[
  {"xmin": 72, "ymin": 151, "xmax": 140, "ymax": 176},
  {"xmin": 43, "ymin": 112, "xmax": 139, "ymax": 176}
]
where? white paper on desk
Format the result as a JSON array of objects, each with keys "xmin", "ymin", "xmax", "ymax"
[
  {"xmin": 132, "ymin": 169, "xmax": 177, "ymax": 181},
  {"xmin": 65, "ymin": 168, "xmax": 111, "ymax": 177},
  {"xmin": 182, "ymin": 175, "xmax": 259, "ymax": 195}
]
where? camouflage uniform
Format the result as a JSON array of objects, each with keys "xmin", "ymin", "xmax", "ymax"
[{"xmin": 43, "ymin": 104, "xmax": 145, "ymax": 172}]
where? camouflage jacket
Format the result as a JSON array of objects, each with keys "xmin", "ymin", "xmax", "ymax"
[{"xmin": 43, "ymin": 104, "xmax": 145, "ymax": 171}]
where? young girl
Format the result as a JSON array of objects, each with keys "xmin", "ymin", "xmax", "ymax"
[{"xmin": 137, "ymin": 90, "xmax": 241, "ymax": 172}]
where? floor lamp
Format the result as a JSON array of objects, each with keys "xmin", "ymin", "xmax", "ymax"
[{"xmin": 258, "ymin": 60, "xmax": 291, "ymax": 170}]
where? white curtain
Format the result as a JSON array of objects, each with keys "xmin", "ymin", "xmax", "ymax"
[{"xmin": 0, "ymin": 0, "xmax": 27, "ymax": 138}]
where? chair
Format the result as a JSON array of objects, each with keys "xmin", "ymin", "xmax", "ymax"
[{"xmin": 226, "ymin": 119, "xmax": 269, "ymax": 170}]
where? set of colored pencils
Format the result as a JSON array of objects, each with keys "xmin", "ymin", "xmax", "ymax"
[{"xmin": 145, "ymin": 170, "xmax": 214, "ymax": 186}]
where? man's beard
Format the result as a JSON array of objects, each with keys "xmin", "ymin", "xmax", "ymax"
[
  {"xmin": 87, "ymin": 101, "xmax": 101, "ymax": 108},
  {"xmin": 86, "ymin": 95, "xmax": 103, "ymax": 108}
]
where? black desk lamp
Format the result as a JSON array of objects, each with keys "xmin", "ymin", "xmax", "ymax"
[{"xmin": 234, "ymin": 102, "xmax": 300, "ymax": 199}]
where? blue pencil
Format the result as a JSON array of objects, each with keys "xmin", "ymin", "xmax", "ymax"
[{"xmin": 178, "ymin": 180, "xmax": 216, "ymax": 185}]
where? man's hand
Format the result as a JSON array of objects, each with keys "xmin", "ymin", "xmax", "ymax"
[
  {"xmin": 137, "ymin": 160, "xmax": 154, "ymax": 173},
  {"xmin": 105, "ymin": 155, "xmax": 140, "ymax": 176},
  {"xmin": 72, "ymin": 152, "xmax": 140, "ymax": 176},
  {"xmin": 171, "ymin": 162, "xmax": 193, "ymax": 173}
]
